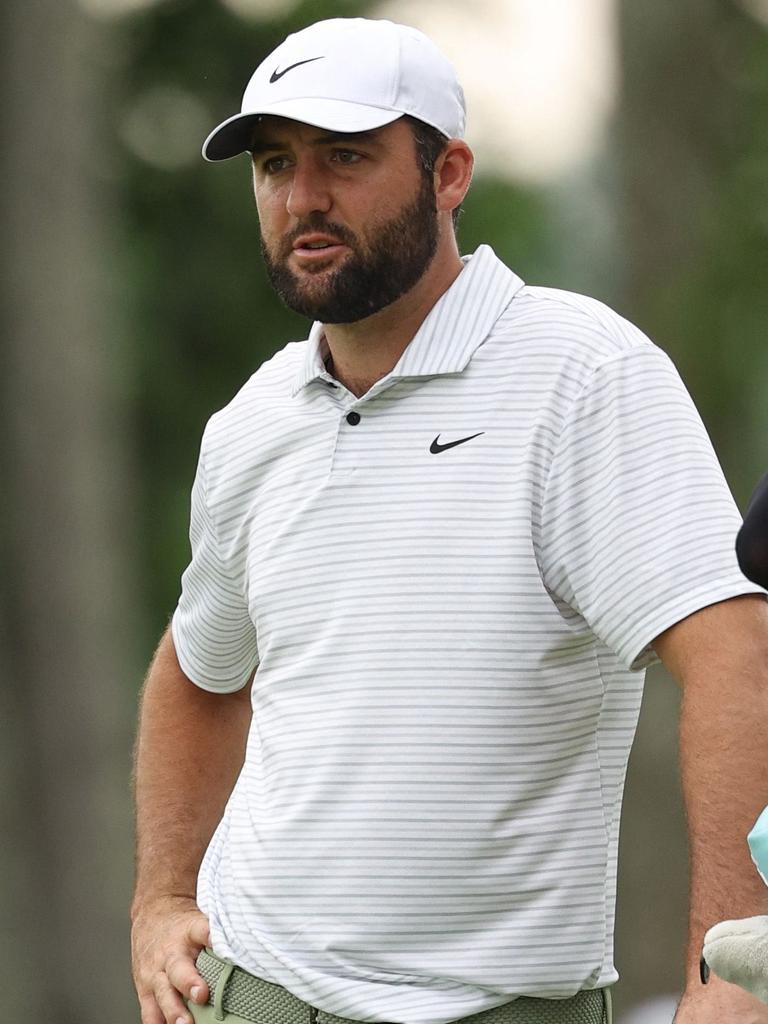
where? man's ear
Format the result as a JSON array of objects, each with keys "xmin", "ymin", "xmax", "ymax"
[{"xmin": 434, "ymin": 140, "xmax": 474, "ymax": 217}]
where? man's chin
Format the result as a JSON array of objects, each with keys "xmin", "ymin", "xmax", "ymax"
[
  {"xmin": 293, "ymin": 259, "xmax": 341, "ymax": 278},
  {"xmin": 285, "ymin": 279, "xmax": 342, "ymax": 311},
  {"xmin": 274, "ymin": 286, "xmax": 347, "ymax": 322},
  {"xmin": 277, "ymin": 286, "xmax": 384, "ymax": 324}
]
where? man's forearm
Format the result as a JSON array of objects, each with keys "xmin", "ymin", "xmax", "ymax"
[
  {"xmin": 131, "ymin": 627, "xmax": 252, "ymax": 916},
  {"xmin": 655, "ymin": 595, "xmax": 768, "ymax": 1020},
  {"xmin": 680, "ymin": 669, "xmax": 768, "ymax": 981}
]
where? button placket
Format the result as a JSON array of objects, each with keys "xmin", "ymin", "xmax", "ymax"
[{"xmin": 328, "ymin": 406, "xmax": 366, "ymax": 478}]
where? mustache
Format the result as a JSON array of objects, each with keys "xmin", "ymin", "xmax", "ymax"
[{"xmin": 278, "ymin": 216, "xmax": 358, "ymax": 258}]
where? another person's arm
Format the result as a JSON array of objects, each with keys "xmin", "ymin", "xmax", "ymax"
[
  {"xmin": 653, "ymin": 595, "xmax": 768, "ymax": 1024},
  {"xmin": 737, "ymin": 472, "xmax": 768, "ymax": 589},
  {"xmin": 131, "ymin": 627, "xmax": 253, "ymax": 1024}
]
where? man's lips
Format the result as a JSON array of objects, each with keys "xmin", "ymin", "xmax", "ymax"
[{"xmin": 291, "ymin": 233, "xmax": 350, "ymax": 259}]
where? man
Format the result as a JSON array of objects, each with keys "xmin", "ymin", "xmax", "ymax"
[{"xmin": 130, "ymin": 17, "xmax": 768, "ymax": 1024}]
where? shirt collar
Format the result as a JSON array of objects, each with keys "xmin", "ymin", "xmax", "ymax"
[
  {"xmin": 291, "ymin": 245, "xmax": 524, "ymax": 397},
  {"xmin": 292, "ymin": 320, "xmax": 333, "ymax": 396}
]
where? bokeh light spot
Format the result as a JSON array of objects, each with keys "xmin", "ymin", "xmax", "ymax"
[
  {"xmin": 737, "ymin": 0, "xmax": 768, "ymax": 25},
  {"xmin": 218, "ymin": 0, "xmax": 303, "ymax": 21},
  {"xmin": 78, "ymin": 0, "xmax": 170, "ymax": 19},
  {"xmin": 120, "ymin": 85, "xmax": 212, "ymax": 170}
]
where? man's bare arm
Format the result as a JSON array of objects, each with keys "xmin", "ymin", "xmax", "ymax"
[
  {"xmin": 653, "ymin": 594, "xmax": 768, "ymax": 1023},
  {"xmin": 131, "ymin": 627, "xmax": 253, "ymax": 1024}
]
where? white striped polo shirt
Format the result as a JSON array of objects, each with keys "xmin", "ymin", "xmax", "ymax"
[{"xmin": 172, "ymin": 245, "xmax": 760, "ymax": 1024}]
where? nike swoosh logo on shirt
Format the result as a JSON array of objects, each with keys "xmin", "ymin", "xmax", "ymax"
[
  {"xmin": 429, "ymin": 432, "xmax": 485, "ymax": 454},
  {"xmin": 269, "ymin": 57, "xmax": 325, "ymax": 83}
]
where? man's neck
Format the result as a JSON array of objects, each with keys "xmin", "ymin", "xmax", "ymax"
[{"xmin": 322, "ymin": 243, "xmax": 464, "ymax": 399}]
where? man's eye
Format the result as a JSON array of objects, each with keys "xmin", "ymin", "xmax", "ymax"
[
  {"xmin": 332, "ymin": 150, "xmax": 362, "ymax": 165},
  {"xmin": 263, "ymin": 156, "xmax": 291, "ymax": 174}
]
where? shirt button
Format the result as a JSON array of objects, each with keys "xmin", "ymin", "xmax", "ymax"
[{"xmin": 346, "ymin": 411, "xmax": 361, "ymax": 425}]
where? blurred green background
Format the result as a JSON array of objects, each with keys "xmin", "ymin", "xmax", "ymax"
[{"xmin": 2, "ymin": 0, "xmax": 768, "ymax": 1020}]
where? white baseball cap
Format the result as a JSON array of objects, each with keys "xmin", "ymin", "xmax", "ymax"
[{"xmin": 202, "ymin": 17, "xmax": 466, "ymax": 162}]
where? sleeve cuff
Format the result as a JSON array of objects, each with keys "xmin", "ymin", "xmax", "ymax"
[
  {"xmin": 620, "ymin": 579, "xmax": 767, "ymax": 672},
  {"xmin": 170, "ymin": 610, "xmax": 255, "ymax": 693}
]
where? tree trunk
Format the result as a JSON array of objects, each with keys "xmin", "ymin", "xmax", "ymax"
[{"xmin": 0, "ymin": 2, "xmax": 138, "ymax": 1019}]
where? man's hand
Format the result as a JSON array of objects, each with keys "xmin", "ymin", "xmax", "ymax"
[{"xmin": 131, "ymin": 895, "xmax": 211, "ymax": 1024}]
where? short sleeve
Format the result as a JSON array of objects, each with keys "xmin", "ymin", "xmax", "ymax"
[
  {"xmin": 171, "ymin": 433, "xmax": 259, "ymax": 692},
  {"xmin": 539, "ymin": 344, "xmax": 762, "ymax": 671}
]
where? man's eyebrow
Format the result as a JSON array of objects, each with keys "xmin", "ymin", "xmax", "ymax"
[
  {"xmin": 311, "ymin": 131, "xmax": 380, "ymax": 146},
  {"xmin": 250, "ymin": 131, "xmax": 381, "ymax": 154},
  {"xmin": 249, "ymin": 139, "xmax": 285, "ymax": 155}
]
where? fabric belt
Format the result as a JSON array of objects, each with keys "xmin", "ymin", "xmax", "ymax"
[{"xmin": 194, "ymin": 949, "xmax": 611, "ymax": 1024}]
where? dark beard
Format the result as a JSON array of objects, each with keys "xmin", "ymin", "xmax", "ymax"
[{"xmin": 260, "ymin": 176, "xmax": 440, "ymax": 324}]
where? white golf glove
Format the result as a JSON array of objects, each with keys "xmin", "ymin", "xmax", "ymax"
[{"xmin": 703, "ymin": 915, "xmax": 768, "ymax": 1004}]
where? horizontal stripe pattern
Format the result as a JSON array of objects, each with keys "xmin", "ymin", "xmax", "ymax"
[{"xmin": 172, "ymin": 245, "xmax": 759, "ymax": 1024}]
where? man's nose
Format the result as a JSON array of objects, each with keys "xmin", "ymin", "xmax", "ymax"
[{"xmin": 286, "ymin": 160, "xmax": 332, "ymax": 218}]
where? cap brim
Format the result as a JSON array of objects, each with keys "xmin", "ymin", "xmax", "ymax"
[{"xmin": 202, "ymin": 99, "xmax": 403, "ymax": 162}]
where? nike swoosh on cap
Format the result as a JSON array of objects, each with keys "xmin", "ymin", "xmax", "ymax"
[
  {"xmin": 429, "ymin": 432, "xmax": 485, "ymax": 454},
  {"xmin": 269, "ymin": 56, "xmax": 325, "ymax": 83}
]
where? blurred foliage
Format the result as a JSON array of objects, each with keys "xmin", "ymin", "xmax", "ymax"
[{"xmin": 617, "ymin": 0, "xmax": 768, "ymax": 501}]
